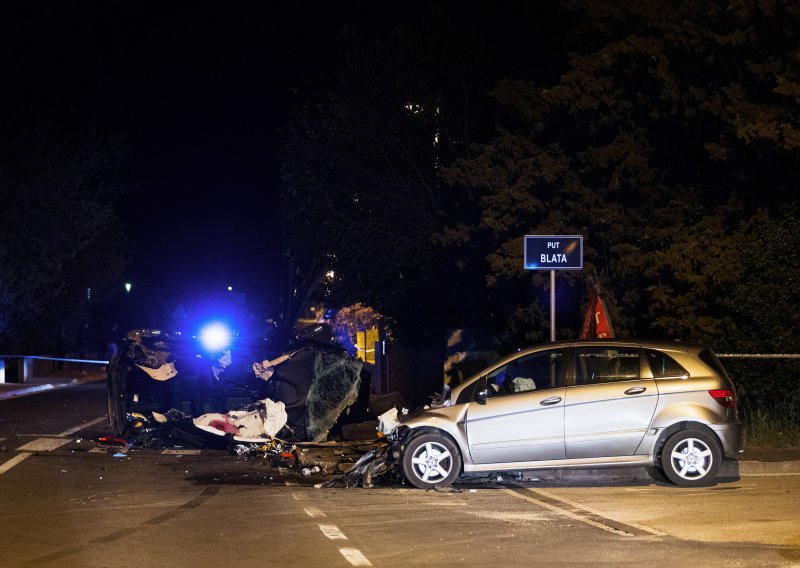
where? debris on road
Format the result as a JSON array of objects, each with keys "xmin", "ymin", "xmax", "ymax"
[
  {"xmin": 101, "ymin": 323, "xmax": 415, "ymax": 480},
  {"xmin": 193, "ymin": 398, "xmax": 288, "ymax": 441}
]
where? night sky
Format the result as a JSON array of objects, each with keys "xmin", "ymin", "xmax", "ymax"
[
  {"xmin": 2, "ymin": 4, "xmax": 370, "ymax": 309},
  {"xmin": 1, "ymin": 3, "xmax": 563, "ymax": 326}
]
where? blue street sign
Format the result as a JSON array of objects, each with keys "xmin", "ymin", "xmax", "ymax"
[{"xmin": 524, "ymin": 235, "xmax": 583, "ymax": 270}]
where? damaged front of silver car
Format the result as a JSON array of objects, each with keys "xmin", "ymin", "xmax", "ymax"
[{"xmin": 323, "ymin": 385, "xmax": 462, "ymax": 489}]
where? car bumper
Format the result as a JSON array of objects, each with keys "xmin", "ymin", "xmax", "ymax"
[{"xmin": 711, "ymin": 422, "xmax": 745, "ymax": 457}]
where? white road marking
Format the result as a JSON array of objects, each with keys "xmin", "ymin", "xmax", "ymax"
[
  {"xmin": 57, "ymin": 416, "xmax": 107, "ymax": 437},
  {"xmin": 89, "ymin": 447, "xmax": 107, "ymax": 453},
  {"xmin": 161, "ymin": 449, "xmax": 202, "ymax": 455},
  {"xmin": 0, "ymin": 452, "xmax": 32, "ymax": 475},
  {"xmin": 304, "ymin": 506, "xmax": 326, "ymax": 518},
  {"xmin": 503, "ymin": 489, "xmax": 634, "ymax": 537},
  {"xmin": 533, "ymin": 488, "xmax": 665, "ymax": 536},
  {"xmin": 339, "ymin": 548, "xmax": 373, "ymax": 567},
  {"xmin": 742, "ymin": 472, "xmax": 800, "ymax": 477},
  {"xmin": 318, "ymin": 524, "xmax": 348, "ymax": 540},
  {"xmin": 17, "ymin": 438, "xmax": 71, "ymax": 452},
  {"xmin": 291, "ymin": 493, "xmax": 299, "ymax": 501}
]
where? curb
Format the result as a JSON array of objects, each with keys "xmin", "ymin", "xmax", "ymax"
[{"xmin": 460, "ymin": 458, "xmax": 800, "ymax": 485}]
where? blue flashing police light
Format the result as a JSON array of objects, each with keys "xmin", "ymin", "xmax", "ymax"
[{"xmin": 199, "ymin": 322, "xmax": 232, "ymax": 352}]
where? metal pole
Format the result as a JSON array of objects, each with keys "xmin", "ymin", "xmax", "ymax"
[{"xmin": 550, "ymin": 270, "xmax": 556, "ymax": 342}]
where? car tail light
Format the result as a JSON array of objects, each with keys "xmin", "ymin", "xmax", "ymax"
[{"xmin": 709, "ymin": 389, "xmax": 735, "ymax": 408}]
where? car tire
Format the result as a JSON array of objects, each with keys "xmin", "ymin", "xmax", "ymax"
[
  {"xmin": 402, "ymin": 431, "xmax": 462, "ymax": 489},
  {"xmin": 661, "ymin": 429, "xmax": 721, "ymax": 487},
  {"xmin": 646, "ymin": 465, "xmax": 668, "ymax": 483},
  {"xmin": 106, "ymin": 356, "xmax": 128, "ymax": 436}
]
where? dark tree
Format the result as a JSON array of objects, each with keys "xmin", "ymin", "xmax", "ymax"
[
  {"xmin": 445, "ymin": 0, "xmax": 800, "ymax": 350},
  {"xmin": 280, "ymin": 15, "xmax": 494, "ymax": 344},
  {"xmin": 0, "ymin": 111, "xmax": 129, "ymax": 353}
]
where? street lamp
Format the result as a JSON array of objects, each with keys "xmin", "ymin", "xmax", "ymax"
[{"xmin": 124, "ymin": 282, "xmax": 132, "ymax": 294}]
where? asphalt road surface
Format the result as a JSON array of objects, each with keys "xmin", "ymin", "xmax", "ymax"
[{"xmin": 0, "ymin": 383, "xmax": 798, "ymax": 567}]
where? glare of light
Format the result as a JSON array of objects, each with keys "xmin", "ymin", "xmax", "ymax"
[
  {"xmin": 227, "ymin": 285, "xmax": 233, "ymax": 291},
  {"xmin": 199, "ymin": 322, "xmax": 232, "ymax": 352},
  {"xmin": 124, "ymin": 282, "xmax": 132, "ymax": 293},
  {"xmin": 325, "ymin": 270, "xmax": 335, "ymax": 280}
]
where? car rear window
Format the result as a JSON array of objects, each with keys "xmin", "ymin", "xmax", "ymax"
[
  {"xmin": 698, "ymin": 348, "xmax": 730, "ymax": 380},
  {"xmin": 644, "ymin": 349, "xmax": 689, "ymax": 378}
]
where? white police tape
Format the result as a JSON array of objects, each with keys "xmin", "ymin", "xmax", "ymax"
[{"xmin": 717, "ymin": 354, "xmax": 800, "ymax": 359}]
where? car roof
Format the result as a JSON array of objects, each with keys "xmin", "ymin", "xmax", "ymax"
[{"xmin": 511, "ymin": 338, "xmax": 707, "ymax": 359}]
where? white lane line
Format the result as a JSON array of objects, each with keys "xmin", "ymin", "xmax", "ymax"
[
  {"xmin": 503, "ymin": 489, "xmax": 634, "ymax": 537},
  {"xmin": 58, "ymin": 416, "xmax": 107, "ymax": 437},
  {"xmin": 304, "ymin": 506, "xmax": 326, "ymax": 518},
  {"xmin": 17, "ymin": 438, "xmax": 71, "ymax": 452},
  {"xmin": 291, "ymin": 493, "xmax": 299, "ymax": 501},
  {"xmin": 339, "ymin": 548, "xmax": 373, "ymax": 567},
  {"xmin": 0, "ymin": 452, "xmax": 32, "ymax": 475},
  {"xmin": 742, "ymin": 472, "xmax": 800, "ymax": 477},
  {"xmin": 161, "ymin": 449, "xmax": 202, "ymax": 455},
  {"xmin": 318, "ymin": 524, "xmax": 348, "ymax": 540},
  {"xmin": 532, "ymin": 488, "xmax": 665, "ymax": 537}
]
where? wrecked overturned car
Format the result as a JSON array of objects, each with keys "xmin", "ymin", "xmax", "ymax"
[{"xmin": 106, "ymin": 324, "xmax": 368, "ymax": 445}]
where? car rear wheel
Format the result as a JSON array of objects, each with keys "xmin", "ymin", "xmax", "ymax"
[
  {"xmin": 106, "ymin": 356, "xmax": 128, "ymax": 436},
  {"xmin": 402, "ymin": 432, "xmax": 461, "ymax": 489},
  {"xmin": 661, "ymin": 429, "xmax": 721, "ymax": 487}
]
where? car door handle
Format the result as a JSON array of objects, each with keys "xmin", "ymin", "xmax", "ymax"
[
  {"xmin": 624, "ymin": 387, "xmax": 647, "ymax": 395},
  {"xmin": 540, "ymin": 396, "xmax": 562, "ymax": 406}
]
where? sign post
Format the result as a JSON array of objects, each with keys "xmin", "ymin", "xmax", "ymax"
[{"xmin": 524, "ymin": 235, "xmax": 583, "ymax": 342}]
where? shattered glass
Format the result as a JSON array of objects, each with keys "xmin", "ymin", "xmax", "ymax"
[{"xmin": 305, "ymin": 351, "xmax": 363, "ymax": 442}]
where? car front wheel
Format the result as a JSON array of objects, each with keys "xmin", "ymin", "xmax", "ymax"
[
  {"xmin": 402, "ymin": 432, "xmax": 462, "ymax": 489},
  {"xmin": 661, "ymin": 429, "xmax": 721, "ymax": 487}
]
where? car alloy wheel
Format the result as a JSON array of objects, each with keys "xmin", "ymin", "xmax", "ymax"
[
  {"xmin": 661, "ymin": 429, "xmax": 721, "ymax": 487},
  {"xmin": 411, "ymin": 441, "xmax": 452, "ymax": 481},
  {"xmin": 402, "ymin": 432, "xmax": 462, "ymax": 489},
  {"xmin": 670, "ymin": 438, "xmax": 713, "ymax": 480}
]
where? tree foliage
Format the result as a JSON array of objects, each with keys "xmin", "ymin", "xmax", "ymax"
[
  {"xmin": 0, "ymin": 111, "xmax": 128, "ymax": 352},
  {"xmin": 281, "ymin": 1, "xmax": 800, "ymax": 354},
  {"xmin": 280, "ymin": 17, "xmax": 491, "ymax": 342},
  {"xmin": 444, "ymin": 0, "xmax": 800, "ymax": 350}
]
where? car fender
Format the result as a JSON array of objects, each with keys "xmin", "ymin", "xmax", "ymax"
[
  {"xmin": 400, "ymin": 405, "xmax": 470, "ymax": 461},
  {"xmin": 641, "ymin": 396, "xmax": 726, "ymax": 450},
  {"xmin": 650, "ymin": 398, "xmax": 726, "ymax": 429}
]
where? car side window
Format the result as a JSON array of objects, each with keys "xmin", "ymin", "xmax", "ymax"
[
  {"xmin": 644, "ymin": 349, "xmax": 689, "ymax": 378},
  {"xmin": 486, "ymin": 349, "xmax": 564, "ymax": 396},
  {"xmin": 575, "ymin": 347, "xmax": 640, "ymax": 385}
]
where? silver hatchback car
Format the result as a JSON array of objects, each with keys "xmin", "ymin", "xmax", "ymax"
[{"xmin": 396, "ymin": 340, "xmax": 744, "ymax": 488}]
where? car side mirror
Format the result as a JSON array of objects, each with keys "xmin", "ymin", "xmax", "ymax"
[{"xmin": 475, "ymin": 388, "xmax": 488, "ymax": 405}]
